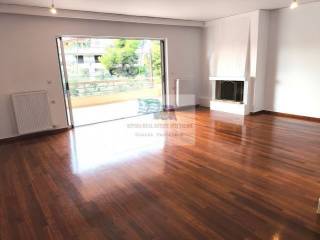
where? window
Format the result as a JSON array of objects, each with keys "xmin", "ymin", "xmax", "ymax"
[
  {"xmin": 77, "ymin": 55, "xmax": 84, "ymax": 64},
  {"xmin": 94, "ymin": 55, "xmax": 101, "ymax": 63}
]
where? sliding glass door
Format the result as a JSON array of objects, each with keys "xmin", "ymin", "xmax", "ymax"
[{"xmin": 57, "ymin": 37, "xmax": 166, "ymax": 126}]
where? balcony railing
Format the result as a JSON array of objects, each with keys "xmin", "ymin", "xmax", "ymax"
[{"xmin": 69, "ymin": 78, "xmax": 160, "ymax": 97}]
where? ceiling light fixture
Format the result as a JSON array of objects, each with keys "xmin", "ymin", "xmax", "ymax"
[
  {"xmin": 290, "ymin": 0, "xmax": 299, "ymax": 9},
  {"xmin": 49, "ymin": 0, "xmax": 57, "ymax": 14}
]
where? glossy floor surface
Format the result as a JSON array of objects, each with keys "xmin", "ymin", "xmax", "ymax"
[
  {"xmin": 72, "ymin": 99, "xmax": 162, "ymax": 126},
  {"xmin": 1, "ymin": 109, "xmax": 320, "ymax": 240}
]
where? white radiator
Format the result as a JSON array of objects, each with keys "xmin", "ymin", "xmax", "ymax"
[
  {"xmin": 175, "ymin": 79, "xmax": 196, "ymax": 107},
  {"xmin": 12, "ymin": 91, "xmax": 53, "ymax": 135}
]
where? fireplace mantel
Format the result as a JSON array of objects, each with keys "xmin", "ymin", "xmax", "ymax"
[{"xmin": 209, "ymin": 76, "xmax": 247, "ymax": 81}]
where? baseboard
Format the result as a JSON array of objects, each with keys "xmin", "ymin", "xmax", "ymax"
[
  {"xmin": 250, "ymin": 110, "xmax": 320, "ymax": 123},
  {"xmin": 0, "ymin": 127, "xmax": 70, "ymax": 144},
  {"xmin": 175, "ymin": 104, "xmax": 200, "ymax": 111},
  {"xmin": 165, "ymin": 104, "xmax": 200, "ymax": 112},
  {"xmin": 249, "ymin": 110, "xmax": 265, "ymax": 116}
]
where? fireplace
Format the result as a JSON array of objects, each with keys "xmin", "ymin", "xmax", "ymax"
[{"xmin": 215, "ymin": 81, "xmax": 244, "ymax": 103}]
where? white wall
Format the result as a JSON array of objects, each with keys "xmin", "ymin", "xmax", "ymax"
[
  {"xmin": 208, "ymin": 16, "xmax": 250, "ymax": 78},
  {"xmin": 252, "ymin": 10, "xmax": 269, "ymax": 112},
  {"xmin": 0, "ymin": 13, "xmax": 202, "ymax": 139},
  {"xmin": 202, "ymin": 4, "xmax": 320, "ymax": 117},
  {"xmin": 265, "ymin": 2, "xmax": 320, "ymax": 118}
]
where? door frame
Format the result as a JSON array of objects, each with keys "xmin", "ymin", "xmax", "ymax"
[
  {"xmin": 56, "ymin": 36, "xmax": 168, "ymax": 127},
  {"xmin": 56, "ymin": 37, "xmax": 74, "ymax": 128}
]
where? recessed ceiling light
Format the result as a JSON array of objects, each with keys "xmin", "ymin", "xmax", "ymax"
[{"xmin": 290, "ymin": 0, "xmax": 299, "ymax": 9}]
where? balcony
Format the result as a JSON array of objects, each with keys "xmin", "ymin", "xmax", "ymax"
[{"xmin": 69, "ymin": 78, "xmax": 163, "ymax": 126}]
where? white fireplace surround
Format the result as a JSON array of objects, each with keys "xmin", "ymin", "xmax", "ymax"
[
  {"xmin": 206, "ymin": 10, "xmax": 269, "ymax": 115},
  {"xmin": 209, "ymin": 76, "xmax": 248, "ymax": 115},
  {"xmin": 210, "ymin": 77, "xmax": 249, "ymax": 115}
]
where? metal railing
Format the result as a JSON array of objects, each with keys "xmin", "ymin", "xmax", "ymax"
[{"xmin": 68, "ymin": 78, "xmax": 160, "ymax": 97}]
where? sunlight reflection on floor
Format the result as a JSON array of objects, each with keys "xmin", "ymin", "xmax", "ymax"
[{"xmin": 69, "ymin": 114, "xmax": 166, "ymax": 174}]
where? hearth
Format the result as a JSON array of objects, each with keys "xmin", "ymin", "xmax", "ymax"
[{"xmin": 215, "ymin": 80, "xmax": 244, "ymax": 103}]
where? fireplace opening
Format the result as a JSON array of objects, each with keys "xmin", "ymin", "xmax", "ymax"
[{"xmin": 215, "ymin": 81, "xmax": 244, "ymax": 103}]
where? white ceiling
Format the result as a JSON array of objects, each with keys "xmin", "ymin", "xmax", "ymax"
[{"xmin": 0, "ymin": 0, "xmax": 316, "ymax": 21}]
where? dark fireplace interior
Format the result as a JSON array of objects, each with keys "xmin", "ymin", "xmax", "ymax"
[{"xmin": 215, "ymin": 81, "xmax": 244, "ymax": 103}]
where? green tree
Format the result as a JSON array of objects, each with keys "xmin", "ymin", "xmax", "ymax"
[
  {"xmin": 99, "ymin": 39, "xmax": 141, "ymax": 77},
  {"xmin": 151, "ymin": 41, "xmax": 162, "ymax": 78}
]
